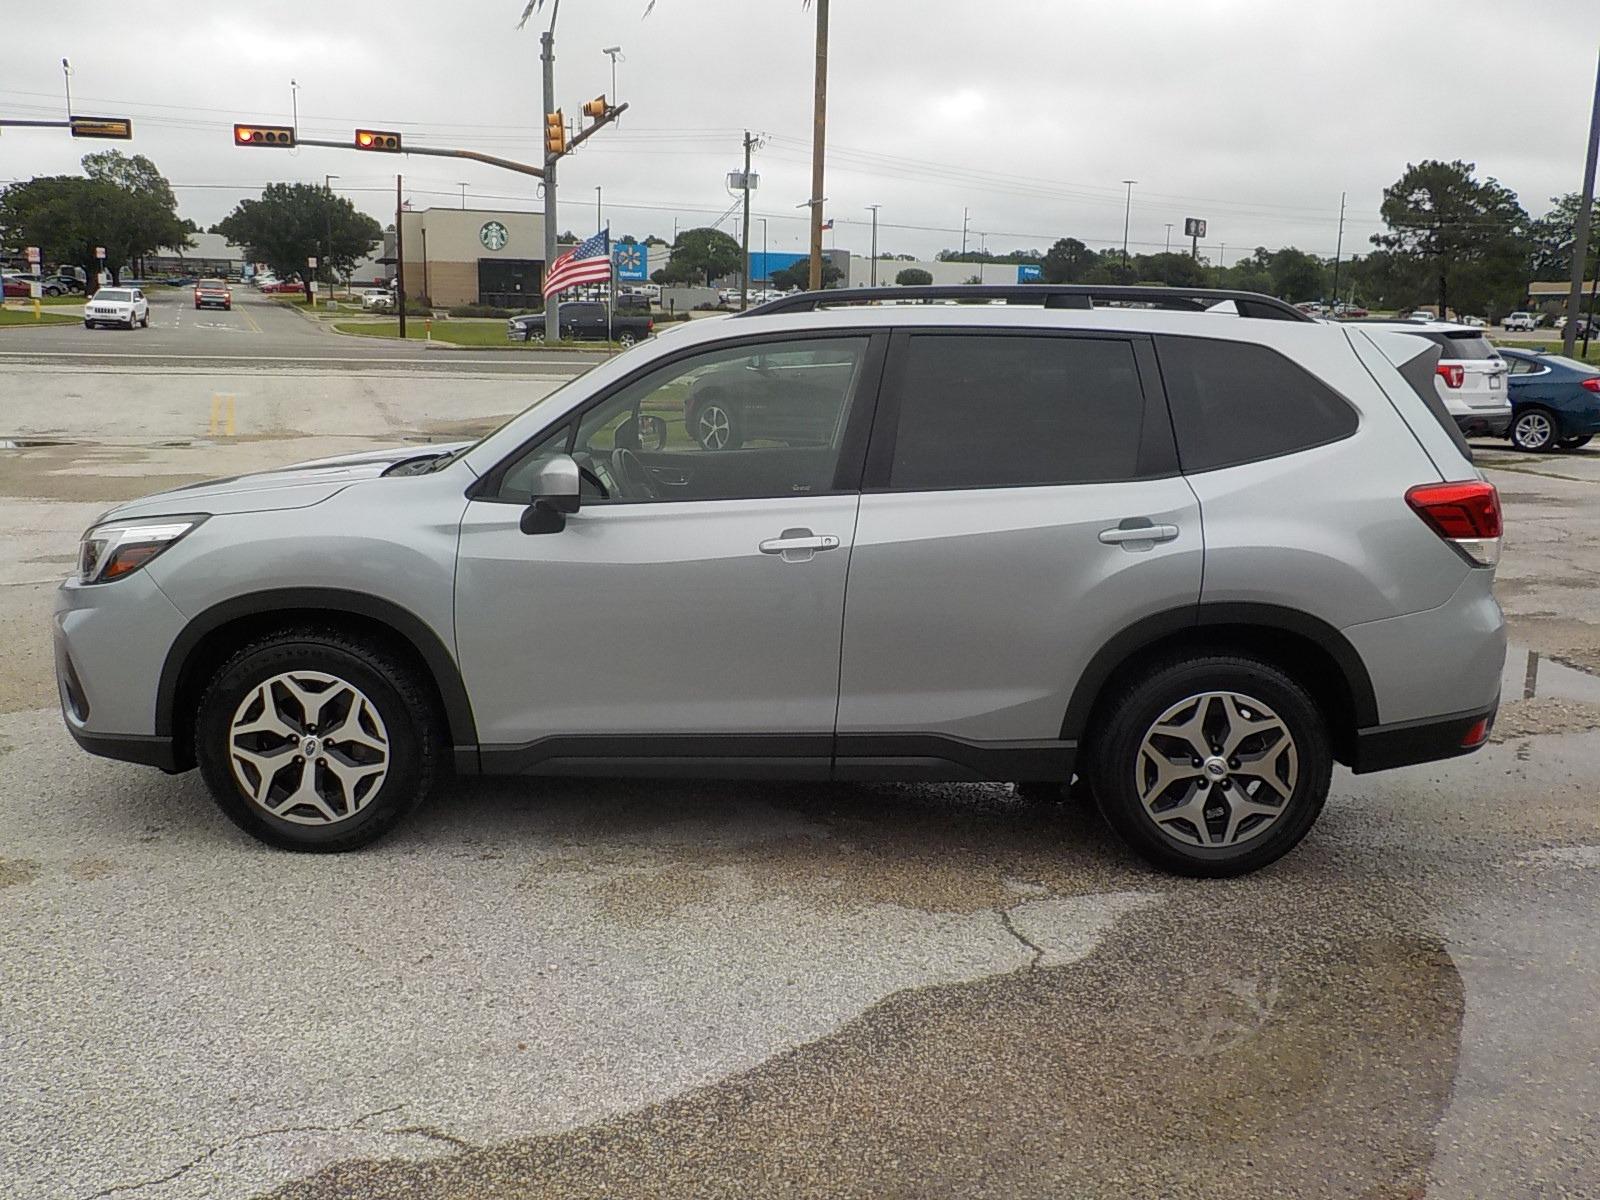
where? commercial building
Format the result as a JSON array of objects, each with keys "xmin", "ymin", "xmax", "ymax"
[{"xmin": 145, "ymin": 232, "xmax": 245, "ymax": 276}]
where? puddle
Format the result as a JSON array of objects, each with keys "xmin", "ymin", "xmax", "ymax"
[
  {"xmin": 0, "ymin": 438, "xmax": 70, "ymax": 450},
  {"xmin": 1502, "ymin": 645, "xmax": 1600, "ymax": 704}
]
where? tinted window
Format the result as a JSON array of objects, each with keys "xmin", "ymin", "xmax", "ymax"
[
  {"xmin": 887, "ymin": 335, "xmax": 1147, "ymax": 490},
  {"xmin": 1158, "ymin": 336, "xmax": 1358, "ymax": 473},
  {"xmin": 1416, "ymin": 332, "xmax": 1499, "ymax": 360}
]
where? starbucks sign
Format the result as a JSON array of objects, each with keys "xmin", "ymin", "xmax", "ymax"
[{"xmin": 479, "ymin": 221, "xmax": 509, "ymax": 251}]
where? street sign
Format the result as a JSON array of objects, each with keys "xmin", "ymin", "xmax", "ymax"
[
  {"xmin": 613, "ymin": 242, "xmax": 647, "ymax": 282},
  {"xmin": 307, "ymin": 256, "xmax": 318, "ymax": 268},
  {"xmin": 1184, "ymin": 217, "xmax": 1207, "ymax": 239},
  {"xmin": 1017, "ymin": 263, "xmax": 1042, "ymax": 283},
  {"xmin": 69, "ymin": 115, "xmax": 133, "ymax": 140},
  {"xmin": 25, "ymin": 246, "xmax": 40, "ymax": 264},
  {"xmin": 726, "ymin": 171, "xmax": 759, "ymax": 191},
  {"xmin": 94, "ymin": 247, "xmax": 105, "ymax": 259}
]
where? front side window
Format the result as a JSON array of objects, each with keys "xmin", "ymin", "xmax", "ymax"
[
  {"xmin": 1158, "ymin": 336, "xmax": 1359, "ymax": 473},
  {"xmin": 494, "ymin": 336, "xmax": 869, "ymax": 503},
  {"xmin": 885, "ymin": 334, "xmax": 1148, "ymax": 490}
]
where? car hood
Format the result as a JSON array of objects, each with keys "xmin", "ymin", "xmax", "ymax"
[{"xmin": 100, "ymin": 442, "xmax": 471, "ymax": 521}]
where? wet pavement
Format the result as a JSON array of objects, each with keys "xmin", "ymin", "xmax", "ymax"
[{"xmin": 2, "ymin": 334, "xmax": 1599, "ymax": 1198}]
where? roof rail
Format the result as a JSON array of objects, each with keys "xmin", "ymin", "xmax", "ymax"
[{"xmin": 736, "ymin": 284, "xmax": 1313, "ymax": 323}]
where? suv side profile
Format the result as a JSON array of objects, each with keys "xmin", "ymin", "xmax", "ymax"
[{"xmin": 55, "ymin": 285, "xmax": 1505, "ymax": 876}]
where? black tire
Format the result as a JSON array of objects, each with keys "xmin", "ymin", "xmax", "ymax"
[
  {"xmin": 617, "ymin": 330, "xmax": 638, "ymax": 348},
  {"xmin": 141, "ymin": 312, "xmax": 149, "ymax": 328},
  {"xmin": 690, "ymin": 394, "xmax": 743, "ymax": 451},
  {"xmin": 1510, "ymin": 407, "xmax": 1558, "ymax": 453},
  {"xmin": 194, "ymin": 628, "xmax": 441, "ymax": 852},
  {"xmin": 1087, "ymin": 653, "xmax": 1332, "ymax": 877},
  {"xmin": 1557, "ymin": 434, "xmax": 1592, "ymax": 450},
  {"xmin": 83, "ymin": 321, "xmax": 93, "ymax": 329}
]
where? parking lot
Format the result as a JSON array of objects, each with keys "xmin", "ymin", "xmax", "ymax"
[{"xmin": 4, "ymin": 287, "xmax": 1600, "ymax": 1198}]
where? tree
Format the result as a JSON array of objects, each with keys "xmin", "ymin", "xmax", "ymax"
[
  {"xmin": 1374, "ymin": 160, "xmax": 1528, "ymax": 318},
  {"xmin": 0, "ymin": 151, "xmax": 190, "ymax": 283},
  {"xmin": 1527, "ymin": 191, "xmax": 1600, "ymax": 281},
  {"xmin": 1267, "ymin": 247, "xmax": 1326, "ymax": 301},
  {"xmin": 895, "ymin": 267, "xmax": 933, "ymax": 286},
  {"xmin": 668, "ymin": 226, "xmax": 742, "ymax": 285},
  {"xmin": 1041, "ymin": 237, "xmax": 1099, "ymax": 283},
  {"xmin": 213, "ymin": 183, "xmax": 382, "ymax": 280},
  {"xmin": 769, "ymin": 259, "xmax": 842, "ymax": 290},
  {"xmin": 643, "ymin": 234, "xmax": 670, "ymax": 247}
]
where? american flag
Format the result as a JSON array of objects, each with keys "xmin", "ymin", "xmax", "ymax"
[{"xmin": 542, "ymin": 229, "xmax": 612, "ymax": 298}]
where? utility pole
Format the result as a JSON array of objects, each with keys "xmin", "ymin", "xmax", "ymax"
[
  {"xmin": 961, "ymin": 207, "xmax": 970, "ymax": 255},
  {"xmin": 1330, "ymin": 191, "xmax": 1347, "ymax": 311},
  {"xmin": 740, "ymin": 129, "xmax": 755, "ymax": 311},
  {"xmin": 1564, "ymin": 47, "xmax": 1600, "ymax": 357},
  {"xmin": 1165, "ymin": 222, "xmax": 1173, "ymax": 253},
  {"xmin": 290, "ymin": 79, "xmax": 299, "ymax": 137},
  {"xmin": 541, "ymin": 1, "xmax": 561, "ymax": 344},
  {"xmin": 324, "ymin": 174, "xmax": 339, "ymax": 302},
  {"xmin": 807, "ymin": 0, "xmax": 829, "ymax": 291},
  {"xmin": 867, "ymin": 204, "xmax": 880, "ymax": 286},
  {"xmin": 62, "ymin": 58, "xmax": 72, "ymax": 119},
  {"xmin": 395, "ymin": 173, "xmax": 407, "ymax": 340},
  {"xmin": 1121, "ymin": 180, "xmax": 1137, "ymax": 268}
]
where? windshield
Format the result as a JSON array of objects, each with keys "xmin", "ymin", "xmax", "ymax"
[
  {"xmin": 95, "ymin": 290, "xmax": 132, "ymax": 302},
  {"xmin": 199, "ymin": 279, "xmax": 226, "ymax": 287}
]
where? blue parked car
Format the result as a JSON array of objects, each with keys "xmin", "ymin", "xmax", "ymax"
[{"xmin": 1497, "ymin": 348, "xmax": 1600, "ymax": 452}]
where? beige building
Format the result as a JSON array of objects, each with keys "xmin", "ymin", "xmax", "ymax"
[{"xmin": 396, "ymin": 208, "xmax": 548, "ymax": 308}]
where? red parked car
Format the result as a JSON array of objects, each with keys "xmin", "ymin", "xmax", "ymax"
[{"xmin": 260, "ymin": 279, "xmax": 303, "ymax": 295}]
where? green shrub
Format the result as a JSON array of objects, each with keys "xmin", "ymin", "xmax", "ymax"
[{"xmin": 446, "ymin": 303, "xmax": 542, "ymax": 318}]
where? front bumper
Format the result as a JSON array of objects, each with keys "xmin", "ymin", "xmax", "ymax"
[
  {"xmin": 64, "ymin": 724, "xmax": 181, "ymax": 771},
  {"xmin": 1350, "ymin": 700, "xmax": 1497, "ymax": 773}
]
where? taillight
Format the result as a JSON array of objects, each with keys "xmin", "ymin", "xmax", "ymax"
[
  {"xmin": 646, "ymin": 318, "xmax": 654, "ymax": 331},
  {"xmin": 1406, "ymin": 480, "xmax": 1501, "ymax": 567},
  {"xmin": 1436, "ymin": 364, "xmax": 1465, "ymax": 388},
  {"xmin": 1460, "ymin": 717, "xmax": 1490, "ymax": 749},
  {"xmin": 1582, "ymin": 378, "xmax": 1600, "ymax": 393}
]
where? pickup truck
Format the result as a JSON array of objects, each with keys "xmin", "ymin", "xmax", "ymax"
[
  {"xmin": 1503, "ymin": 311, "xmax": 1539, "ymax": 332},
  {"xmin": 507, "ymin": 301, "xmax": 653, "ymax": 347}
]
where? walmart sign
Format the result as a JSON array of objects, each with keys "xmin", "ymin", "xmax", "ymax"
[{"xmin": 613, "ymin": 242, "xmax": 648, "ymax": 282}]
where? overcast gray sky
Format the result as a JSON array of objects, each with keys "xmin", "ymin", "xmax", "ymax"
[{"xmin": 6, "ymin": 0, "xmax": 1599, "ymax": 262}]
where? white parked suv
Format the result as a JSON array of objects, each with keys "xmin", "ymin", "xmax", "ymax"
[
  {"xmin": 1356, "ymin": 320, "xmax": 1510, "ymax": 438},
  {"xmin": 1502, "ymin": 312, "xmax": 1538, "ymax": 333},
  {"xmin": 83, "ymin": 286, "xmax": 150, "ymax": 330}
]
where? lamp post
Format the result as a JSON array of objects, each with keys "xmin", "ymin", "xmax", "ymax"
[
  {"xmin": 290, "ymin": 79, "xmax": 299, "ymax": 136},
  {"xmin": 323, "ymin": 174, "xmax": 339, "ymax": 300},
  {"xmin": 602, "ymin": 46, "xmax": 623, "ymax": 101},
  {"xmin": 1121, "ymin": 179, "xmax": 1137, "ymax": 268},
  {"xmin": 867, "ymin": 204, "xmax": 880, "ymax": 286},
  {"xmin": 458, "ymin": 182, "xmax": 468, "ymax": 209}
]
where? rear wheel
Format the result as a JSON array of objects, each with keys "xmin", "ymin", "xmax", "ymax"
[
  {"xmin": 1511, "ymin": 407, "xmax": 1557, "ymax": 452},
  {"xmin": 691, "ymin": 397, "xmax": 742, "ymax": 450},
  {"xmin": 1557, "ymin": 434, "xmax": 1592, "ymax": 450},
  {"xmin": 194, "ymin": 630, "xmax": 440, "ymax": 852},
  {"xmin": 1088, "ymin": 654, "xmax": 1332, "ymax": 877},
  {"xmin": 617, "ymin": 330, "xmax": 639, "ymax": 348}
]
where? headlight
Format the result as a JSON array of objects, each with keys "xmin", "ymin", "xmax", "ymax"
[{"xmin": 78, "ymin": 515, "xmax": 207, "ymax": 584}]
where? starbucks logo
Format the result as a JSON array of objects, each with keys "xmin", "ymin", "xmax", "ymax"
[{"xmin": 479, "ymin": 221, "xmax": 509, "ymax": 251}]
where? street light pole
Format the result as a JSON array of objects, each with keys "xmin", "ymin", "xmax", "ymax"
[
  {"xmin": 324, "ymin": 174, "xmax": 339, "ymax": 301},
  {"xmin": 806, "ymin": 0, "xmax": 829, "ymax": 291},
  {"xmin": 1165, "ymin": 223, "xmax": 1173, "ymax": 253},
  {"xmin": 1564, "ymin": 47, "xmax": 1600, "ymax": 357},
  {"xmin": 290, "ymin": 79, "xmax": 299, "ymax": 137},
  {"xmin": 760, "ymin": 217, "xmax": 768, "ymax": 290},
  {"xmin": 867, "ymin": 204, "xmax": 880, "ymax": 286},
  {"xmin": 1121, "ymin": 179, "xmax": 1137, "ymax": 268},
  {"xmin": 603, "ymin": 46, "xmax": 623, "ymax": 103}
]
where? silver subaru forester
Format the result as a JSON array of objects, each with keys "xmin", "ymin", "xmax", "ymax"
[{"xmin": 55, "ymin": 285, "xmax": 1506, "ymax": 876}]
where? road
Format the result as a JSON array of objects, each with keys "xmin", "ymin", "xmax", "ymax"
[{"xmin": 3, "ymin": 300, "xmax": 1600, "ymax": 1199}]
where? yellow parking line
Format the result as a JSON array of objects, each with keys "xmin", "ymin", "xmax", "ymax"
[{"xmin": 208, "ymin": 393, "xmax": 237, "ymax": 437}]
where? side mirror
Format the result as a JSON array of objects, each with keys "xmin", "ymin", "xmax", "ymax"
[{"xmin": 520, "ymin": 453, "xmax": 581, "ymax": 535}]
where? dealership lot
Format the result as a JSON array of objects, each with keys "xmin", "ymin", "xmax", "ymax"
[{"xmin": 4, "ymin": 290, "xmax": 1600, "ymax": 1198}]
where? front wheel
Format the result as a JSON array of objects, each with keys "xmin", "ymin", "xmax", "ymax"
[
  {"xmin": 194, "ymin": 630, "xmax": 441, "ymax": 852},
  {"xmin": 1511, "ymin": 407, "xmax": 1557, "ymax": 452},
  {"xmin": 1557, "ymin": 434, "xmax": 1592, "ymax": 450},
  {"xmin": 1088, "ymin": 654, "xmax": 1332, "ymax": 877},
  {"xmin": 691, "ymin": 397, "xmax": 742, "ymax": 450}
]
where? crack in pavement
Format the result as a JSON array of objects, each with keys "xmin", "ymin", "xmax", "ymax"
[
  {"xmin": 997, "ymin": 907, "xmax": 1046, "ymax": 971},
  {"xmin": 78, "ymin": 1105, "xmax": 407, "ymax": 1200}
]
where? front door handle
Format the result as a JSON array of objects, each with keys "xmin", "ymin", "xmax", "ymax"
[
  {"xmin": 1098, "ymin": 522, "xmax": 1180, "ymax": 546},
  {"xmin": 759, "ymin": 528, "xmax": 840, "ymax": 562}
]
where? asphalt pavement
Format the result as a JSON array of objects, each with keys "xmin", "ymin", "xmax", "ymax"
[{"xmin": 3, "ymin": 301, "xmax": 1599, "ymax": 1199}]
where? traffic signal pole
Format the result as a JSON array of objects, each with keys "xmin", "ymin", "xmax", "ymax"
[
  {"xmin": 543, "ymin": 24, "xmax": 560, "ymax": 345},
  {"xmin": 395, "ymin": 174, "xmax": 407, "ymax": 341}
]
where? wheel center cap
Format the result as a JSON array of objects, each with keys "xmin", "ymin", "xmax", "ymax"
[
  {"xmin": 1203, "ymin": 756, "xmax": 1229, "ymax": 779},
  {"xmin": 301, "ymin": 736, "xmax": 322, "ymax": 758}
]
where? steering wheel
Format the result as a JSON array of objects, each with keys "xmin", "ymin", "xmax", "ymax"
[{"xmin": 610, "ymin": 447, "xmax": 657, "ymax": 500}]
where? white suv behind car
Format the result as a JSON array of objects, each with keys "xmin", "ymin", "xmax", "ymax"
[
  {"xmin": 84, "ymin": 286, "xmax": 150, "ymax": 330},
  {"xmin": 1358, "ymin": 320, "xmax": 1510, "ymax": 437}
]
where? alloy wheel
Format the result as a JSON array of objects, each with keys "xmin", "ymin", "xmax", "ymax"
[
  {"xmin": 1134, "ymin": 691, "xmax": 1298, "ymax": 848},
  {"xmin": 227, "ymin": 670, "xmax": 390, "ymax": 826},
  {"xmin": 1514, "ymin": 411, "xmax": 1553, "ymax": 451},
  {"xmin": 697, "ymin": 404, "xmax": 732, "ymax": 449}
]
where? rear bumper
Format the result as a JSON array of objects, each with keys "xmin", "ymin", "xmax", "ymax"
[
  {"xmin": 1457, "ymin": 412, "xmax": 1511, "ymax": 437},
  {"xmin": 1350, "ymin": 700, "xmax": 1497, "ymax": 773}
]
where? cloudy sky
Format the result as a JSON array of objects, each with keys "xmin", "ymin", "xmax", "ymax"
[{"xmin": 6, "ymin": 0, "xmax": 1599, "ymax": 262}]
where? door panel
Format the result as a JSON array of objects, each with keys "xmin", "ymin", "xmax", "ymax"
[
  {"xmin": 456, "ymin": 494, "xmax": 860, "ymax": 744},
  {"xmin": 837, "ymin": 479, "xmax": 1202, "ymax": 742}
]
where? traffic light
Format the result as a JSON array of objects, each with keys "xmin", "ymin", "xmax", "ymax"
[
  {"xmin": 355, "ymin": 129, "xmax": 402, "ymax": 152},
  {"xmin": 582, "ymin": 95, "xmax": 608, "ymax": 121},
  {"xmin": 233, "ymin": 124, "xmax": 296, "ymax": 148},
  {"xmin": 544, "ymin": 110, "xmax": 566, "ymax": 157},
  {"xmin": 69, "ymin": 116, "xmax": 133, "ymax": 140}
]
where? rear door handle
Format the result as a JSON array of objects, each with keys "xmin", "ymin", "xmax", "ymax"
[
  {"xmin": 1098, "ymin": 522, "xmax": 1179, "ymax": 546},
  {"xmin": 759, "ymin": 528, "xmax": 840, "ymax": 562}
]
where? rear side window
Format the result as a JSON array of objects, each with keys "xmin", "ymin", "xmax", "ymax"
[
  {"xmin": 885, "ymin": 334, "xmax": 1148, "ymax": 490},
  {"xmin": 1417, "ymin": 332, "xmax": 1499, "ymax": 361},
  {"xmin": 1157, "ymin": 336, "xmax": 1358, "ymax": 473}
]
